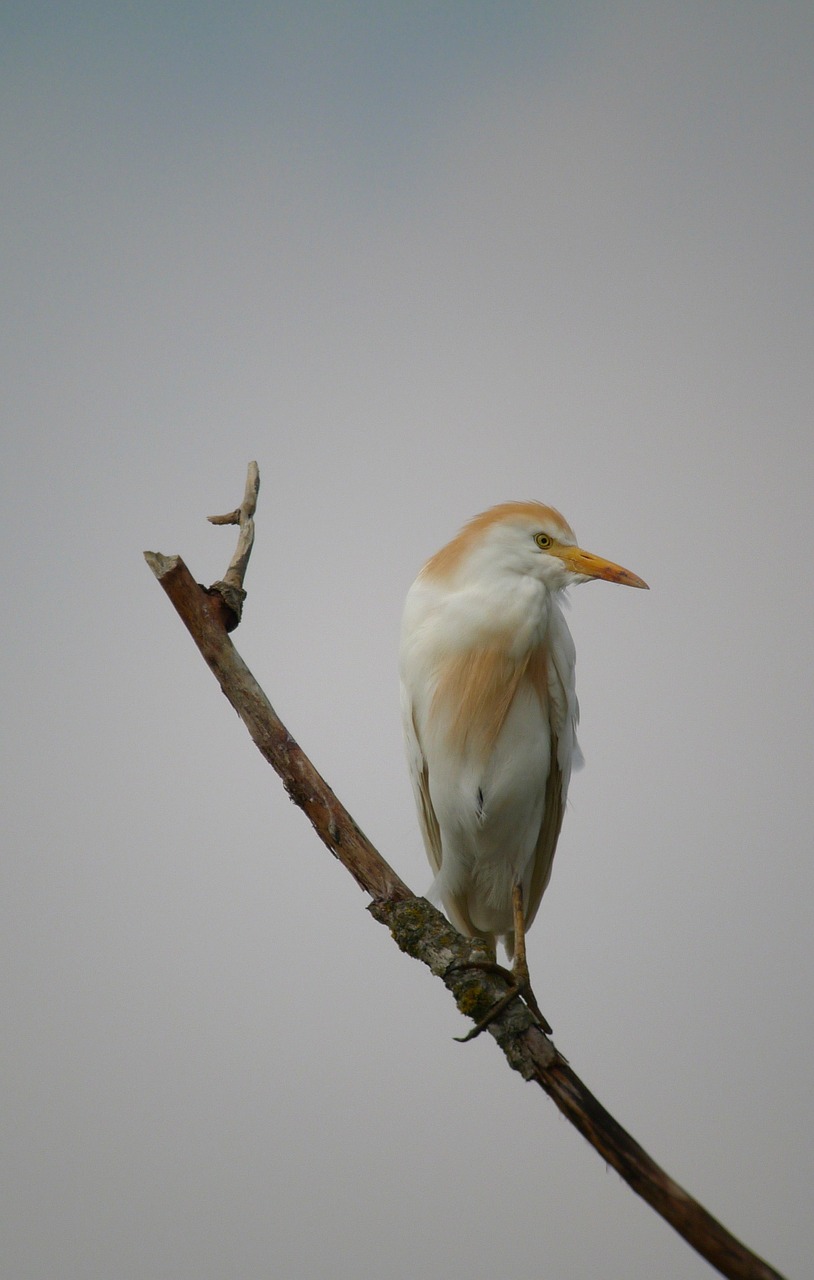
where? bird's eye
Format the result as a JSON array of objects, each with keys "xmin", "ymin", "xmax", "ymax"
[{"xmin": 534, "ymin": 532, "xmax": 553, "ymax": 549}]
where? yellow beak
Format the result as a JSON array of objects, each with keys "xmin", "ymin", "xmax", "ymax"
[{"xmin": 559, "ymin": 546, "xmax": 649, "ymax": 589}]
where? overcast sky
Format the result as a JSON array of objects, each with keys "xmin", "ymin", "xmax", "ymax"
[{"xmin": 3, "ymin": 4, "xmax": 813, "ymax": 1277}]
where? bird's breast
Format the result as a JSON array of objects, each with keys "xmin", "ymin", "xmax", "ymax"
[
  {"xmin": 430, "ymin": 644, "xmax": 549, "ymax": 762},
  {"xmin": 401, "ymin": 571, "xmax": 559, "ymax": 764}
]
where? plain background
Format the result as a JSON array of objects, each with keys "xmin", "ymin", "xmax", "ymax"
[{"xmin": 3, "ymin": 4, "xmax": 812, "ymax": 1277}]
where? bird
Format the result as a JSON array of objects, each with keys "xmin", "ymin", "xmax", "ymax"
[{"xmin": 399, "ymin": 501, "xmax": 647, "ymax": 1037}]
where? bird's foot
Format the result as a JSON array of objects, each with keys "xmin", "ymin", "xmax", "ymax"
[{"xmin": 449, "ymin": 959, "xmax": 552, "ymax": 1041}]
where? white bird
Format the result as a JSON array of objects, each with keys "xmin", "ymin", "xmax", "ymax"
[{"xmin": 400, "ymin": 501, "xmax": 647, "ymax": 1035}]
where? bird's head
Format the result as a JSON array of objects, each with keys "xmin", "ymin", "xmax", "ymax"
[{"xmin": 423, "ymin": 501, "xmax": 648, "ymax": 593}]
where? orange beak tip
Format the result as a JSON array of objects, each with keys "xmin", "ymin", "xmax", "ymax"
[
  {"xmin": 607, "ymin": 572, "xmax": 649, "ymax": 590},
  {"xmin": 567, "ymin": 548, "xmax": 649, "ymax": 590}
]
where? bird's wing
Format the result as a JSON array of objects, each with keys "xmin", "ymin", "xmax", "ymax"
[
  {"xmin": 401, "ymin": 676, "xmax": 498, "ymax": 945},
  {"xmin": 524, "ymin": 726, "xmax": 566, "ymax": 931},
  {"xmin": 524, "ymin": 608, "xmax": 580, "ymax": 931},
  {"xmin": 400, "ymin": 682, "xmax": 443, "ymax": 878}
]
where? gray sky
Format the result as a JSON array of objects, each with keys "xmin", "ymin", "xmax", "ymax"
[{"xmin": 3, "ymin": 3, "xmax": 812, "ymax": 1277}]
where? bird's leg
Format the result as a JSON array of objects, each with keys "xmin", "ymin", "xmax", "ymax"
[
  {"xmin": 507, "ymin": 882, "xmax": 549, "ymax": 1032},
  {"xmin": 451, "ymin": 883, "xmax": 552, "ymax": 1041}
]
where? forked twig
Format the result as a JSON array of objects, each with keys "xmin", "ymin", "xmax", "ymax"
[{"xmin": 204, "ymin": 460, "xmax": 260, "ymax": 629}]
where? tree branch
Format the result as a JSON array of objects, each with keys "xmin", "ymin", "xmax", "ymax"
[{"xmin": 143, "ymin": 469, "xmax": 786, "ymax": 1280}]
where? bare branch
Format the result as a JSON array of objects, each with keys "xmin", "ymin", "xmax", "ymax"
[
  {"xmin": 143, "ymin": 473, "xmax": 787, "ymax": 1280},
  {"xmin": 143, "ymin": 550, "xmax": 411, "ymax": 903}
]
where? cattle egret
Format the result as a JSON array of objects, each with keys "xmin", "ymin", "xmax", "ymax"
[{"xmin": 400, "ymin": 502, "xmax": 647, "ymax": 1037}]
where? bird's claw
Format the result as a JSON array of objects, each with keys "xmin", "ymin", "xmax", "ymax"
[{"xmin": 449, "ymin": 960, "xmax": 552, "ymax": 1040}]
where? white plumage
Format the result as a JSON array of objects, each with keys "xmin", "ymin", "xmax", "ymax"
[{"xmin": 400, "ymin": 502, "xmax": 647, "ymax": 977}]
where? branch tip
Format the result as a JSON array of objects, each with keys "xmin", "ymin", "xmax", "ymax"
[{"xmin": 143, "ymin": 550, "xmax": 180, "ymax": 580}]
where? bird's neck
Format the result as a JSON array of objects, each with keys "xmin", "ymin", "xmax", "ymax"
[{"xmin": 446, "ymin": 573, "xmax": 558, "ymax": 660}]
